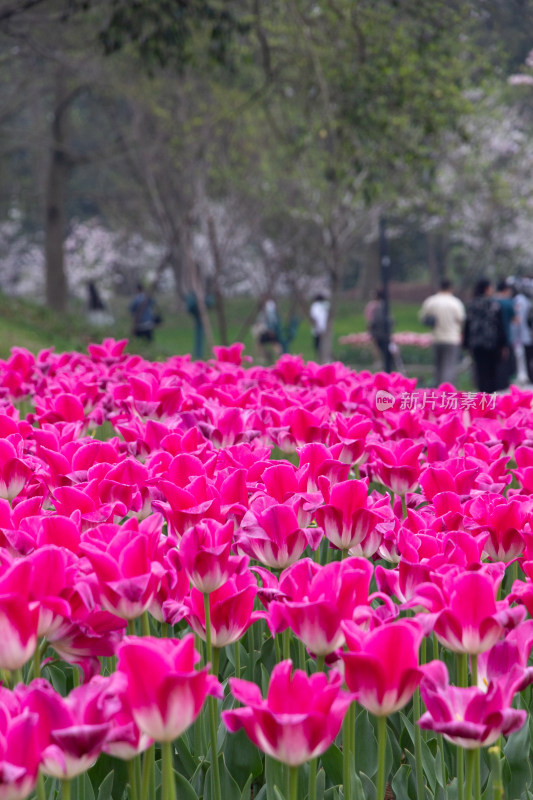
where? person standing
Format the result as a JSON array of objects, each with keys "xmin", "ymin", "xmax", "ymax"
[
  {"xmin": 494, "ymin": 279, "xmax": 516, "ymax": 389},
  {"xmin": 463, "ymin": 278, "xmax": 507, "ymax": 394},
  {"xmin": 418, "ymin": 279, "xmax": 466, "ymax": 387},
  {"xmin": 366, "ymin": 288, "xmax": 397, "ymax": 371},
  {"xmin": 309, "ymin": 294, "xmax": 330, "ymax": 361},
  {"xmin": 511, "ymin": 283, "xmax": 533, "ymax": 384},
  {"xmin": 129, "ymin": 282, "xmax": 160, "ymax": 342}
]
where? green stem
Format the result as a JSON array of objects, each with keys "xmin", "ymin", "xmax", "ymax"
[
  {"xmin": 36, "ymin": 772, "xmax": 46, "ymax": 800},
  {"xmin": 376, "ymin": 716, "xmax": 388, "ymax": 800},
  {"xmin": 438, "ymin": 734, "xmax": 448, "ymax": 800},
  {"xmin": 315, "ymin": 654, "xmax": 325, "ymax": 673},
  {"xmin": 309, "ymin": 757, "xmax": 318, "ymax": 800},
  {"xmin": 298, "ymin": 639, "xmax": 307, "ymax": 671},
  {"xmin": 127, "ymin": 619, "xmax": 136, "ymax": 636},
  {"xmin": 161, "ymin": 621, "xmax": 169, "ymax": 638},
  {"xmin": 457, "ymin": 652, "xmax": 468, "ymax": 800},
  {"xmin": 234, "ymin": 640, "xmax": 240, "ymax": 679},
  {"xmin": 203, "ymin": 593, "xmax": 213, "ymax": 665},
  {"xmin": 413, "ymin": 688, "xmax": 426, "ymax": 800},
  {"xmin": 128, "ymin": 758, "xmax": 139, "ymax": 800},
  {"xmin": 288, "ymin": 765, "xmax": 298, "ymax": 800},
  {"xmin": 162, "ymin": 740, "xmax": 177, "ymax": 800},
  {"xmin": 489, "ymin": 745, "xmax": 504, "ymax": 800},
  {"xmin": 62, "ymin": 780, "xmax": 71, "ymax": 800},
  {"xmin": 470, "ymin": 654, "xmax": 478, "ymax": 688},
  {"xmin": 282, "ymin": 628, "xmax": 291, "ymax": 660},
  {"xmin": 401, "ymin": 493, "xmax": 407, "ymax": 518},
  {"xmin": 465, "ymin": 749, "xmax": 475, "ymax": 800},
  {"xmin": 274, "ymin": 633, "xmax": 282, "ymax": 664},
  {"xmin": 203, "ymin": 593, "xmax": 221, "ymax": 800},
  {"xmin": 33, "ymin": 640, "xmax": 42, "ymax": 680},
  {"xmin": 141, "ymin": 610, "xmax": 151, "ymax": 638},
  {"xmin": 141, "ymin": 743, "xmax": 155, "ymax": 800},
  {"xmin": 474, "ymin": 749, "xmax": 481, "ymax": 800},
  {"xmin": 343, "ymin": 702, "xmax": 354, "ymax": 800}
]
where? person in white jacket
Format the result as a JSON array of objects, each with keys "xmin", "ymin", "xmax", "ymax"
[{"xmin": 419, "ymin": 279, "xmax": 466, "ymax": 387}]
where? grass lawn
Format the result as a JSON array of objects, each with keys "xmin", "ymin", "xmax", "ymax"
[{"xmin": 0, "ymin": 291, "xmax": 475, "ymax": 389}]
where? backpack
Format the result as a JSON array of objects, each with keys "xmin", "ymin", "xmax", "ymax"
[
  {"xmin": 369, "ymin": 302, "xmax": 392, "ymax": 341},
  {"xmin": 465, "ymin": 297, "xmax": 504, "ymax": 350},
  {"xmin": 527, "ymin": 305, "xmax": 533, "ymax": 331}
]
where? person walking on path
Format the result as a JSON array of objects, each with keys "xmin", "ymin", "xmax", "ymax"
[
  {"xmin": 418, "ymin": 279, "xmax": 466, "ymax": 387},
  {"xmin": 463, "ymin": 278, "xmax": 507, "ymax": 394},
  {"xmin": 129, "ymin": 282, "xmax": 160, "ymax": 342},
  {"xmin": 309, "ymin": 294, "xmax": 330, "ymax": 362}
]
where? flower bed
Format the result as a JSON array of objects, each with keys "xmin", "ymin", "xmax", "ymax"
[{"xmin": 0, "ymin": 339, "xmax": 531, "ymax": 800}]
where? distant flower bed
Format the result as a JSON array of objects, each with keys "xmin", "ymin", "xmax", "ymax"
[{"xmin": 339, "ymin": 331, "xmax": 434, "ymax": 348}]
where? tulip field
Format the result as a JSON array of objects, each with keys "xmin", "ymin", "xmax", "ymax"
[{"xmin": 1, "ymin": 338, "xmax": 533, "ymax": 800}]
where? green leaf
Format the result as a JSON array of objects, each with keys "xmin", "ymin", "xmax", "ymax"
[
  {"xmin": 503, "ymin": 723, "xmax": 533, "ymax": 800},
  {"xmin": 175, "ymin": 733, "xmax": 199, "ymax": 779},
  {"xmin": 316, "ymin": 766, "xmax": 326, "ymax": 800},
  {"xmin": 391, "ymin": 763, "xmax": 416, "ymax": 800},
  {"xmin": 224, "ymin": 728, "xmax": 263, "ymax": 789},
  {"xmin": 175, "ymin": 771, "xmax": 200, "ymax": 800},
  {"xmin": 320, "ymin": 743, "xmax": 343, "ymax": 786},
  {"xmin": 96, "ymin": 771, "xmax": 114, "ymax": 800},
  {"xmin": 240, "ymin": 775, "xmax": 254, "ymax": 800},
  {"xmin": 354, "ymin": 708, "xmax": 378, "ymax": 778},
  {"xmin": 204, "ymin": 753, "xmax": 241, "ymax": 800}
]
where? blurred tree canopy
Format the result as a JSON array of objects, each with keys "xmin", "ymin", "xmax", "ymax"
[{"xmin": 0, "ymin": 0, "xmax": 532, "ymax": 356}]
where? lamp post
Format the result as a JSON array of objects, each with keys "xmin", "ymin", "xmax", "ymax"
[{"xmin": 379, "ymin": 216, "xmax": 393, "ymax": 373}]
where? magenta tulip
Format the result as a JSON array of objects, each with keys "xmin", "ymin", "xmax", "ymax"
[
  {"xmin": 183, "ymin": 571, "xmax": 261, "ymax": 647},
  {"xmin": 341, "ymin": 620, "xmax": 425, "ymax": 716},
  {"xmin": 177, "ymin": 519, "xmax": 248, "ymax": 593},
  {"xmin": 433, "ymin": 569, "xmax": 526, "ymax": 655},
  {"xmin": 267, "ymin": 557, "xmax": 379, "ymax": 656},
  {"xmin": 117, "ymin": 634, "xmax": 222, "ymax": 741},
  {"xmin": 222, "ymin": 660, "xmax": 354, "ymax": 766},
  {"xmin": 418, "ymin": 660, "xmax": 526, "ymax": 749}
]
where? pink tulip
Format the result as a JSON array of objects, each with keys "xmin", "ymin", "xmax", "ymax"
[
  {"xmin": 0, "ymin": 439, "xmax": 32, "ymax": 502},
  {"xmin": 20, "ymin": 678, "xmax": 112, "ymax": 779},
  {"xmin": 341, "ymin": 620, "xmax": 425, "ymax": 716},
  {"xmin": 79, "ymin": 522, "xmax": 165, "ymax": 620},
  {"xmin": 117, "ymin": 634, "xmax": 222, "ymax": 741},
  {"xmin": 334, "ymin": 413, "xmax": 373, "ymax": 465},
  {"xmin": 315, "ymin": 478, "xmax": 384, "ymax": 554},
  {"xmin": 297, "ymin": 443, "xmax": 350, "ymax": 493},
  {"xmin": 267, "ymin": 557, "xmax": 380, "ymax": 656},
  {"xmin": 418, "ymin": 660, "xmax": 526, "ymax": 748},
  {"xmin": 235, "ymin": 497, "xmax": 322, "ymax": 569},
  {"xmin": 477, "ymin": 620, "xmax": 533, "ymax": 699},
  {"xmin": 371, "ymin": 440, "xmax": 424, "ymax": 495},
  {"xmin": 94, "ymin": 672, "xmax": 154, "ymax": 760},
  {"xmin": 177, "ymin": 519, "xmax": 248, "ymax": 593},
  {"xmin": 0, "ymin": 685, "xmax": 42, "ymax": 800},
  {"xmin": 183, "ymin": 571, "xmax": 261, "ymax": 647},
  {"xmin": 433, "ymin": 568, "xmax": 526, "ymax": 655},
  {"xmin": 222, "ymin": 660, "xmax": 354, "ymax": 767},
  {"xmin": 464, "ymin": 493, "xmax": 529, "ymax": 562}
]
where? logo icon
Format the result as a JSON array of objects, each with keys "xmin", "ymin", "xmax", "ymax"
[{"xmin": 375, "ymin": 390, "xmax": 395, "ymax": 412}]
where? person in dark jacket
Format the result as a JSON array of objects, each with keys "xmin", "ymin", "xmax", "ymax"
[{"xmin": 463, "ymin": 278, "xmax": 507, "ymax": 393}]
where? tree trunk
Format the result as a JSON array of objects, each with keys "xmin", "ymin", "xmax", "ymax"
[
  {"xmin": 321, "ymin": 226, "xmax": 343, "ymax": 363},
  {"xmin": 44, "ymin": 70, "xmax": 69, "ymax": 312},
  {"xmin": 358, "ymin": 237, "xmax": 381, "ymax": 301},
  {"xmin": 207, "ymin": 215, "xmax": 228, "ymax": 346},
  {"xmin": 183, "ymin": 217, "xmax": 215, "ymax": 357}
]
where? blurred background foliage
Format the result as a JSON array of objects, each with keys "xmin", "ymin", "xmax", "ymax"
[{"xmin": 0, "ymin": 0, "xmax": 533, "ymax": 363}]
